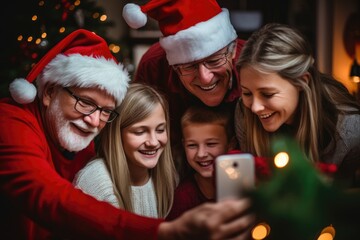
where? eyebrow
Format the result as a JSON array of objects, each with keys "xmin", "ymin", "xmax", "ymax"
[{"xmin": 241, "ymin": 85, "xmax": 278, "ymax": 91}]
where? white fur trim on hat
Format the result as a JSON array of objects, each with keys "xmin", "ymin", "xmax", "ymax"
[
  {"xmin": 160, "ymin": 8, "xmax": 237, "ymax": 65},
  {"xmin": 9, "ymin": 78, "xmax": 37, "ymax": 104},
  {"xmin": 122, "ymin": 3, "xmax": 147, "ymax": 29},
  {"xmin": 38, "ymin": 54, "xmax": 129, "ymax": 106}
]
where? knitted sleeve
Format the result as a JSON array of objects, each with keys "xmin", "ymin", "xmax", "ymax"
[
  {"xmin": 0, "ymin": 100, "xmax": 163, "ymax": 239},
  {"xmin": 73, "ymin": 158, "xmax": 120, "ymax": 208}
]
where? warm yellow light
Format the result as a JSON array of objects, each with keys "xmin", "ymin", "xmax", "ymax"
[
  {"xmin": 32, "ymin": 15, "xmax": 38, "ymax": 21},
  {"xmin": 35, "ymin": 38, "xmax": 42, "ymax": 44},
  {"xmin": 317, "ymin": 225, "xmax": 335, "ymax": 240},
  {"xmin": 41, "ymin": 33, "xmax": 47, "ymax": 38},
  {"xmin": 351, "ymin": 76, "xmax": 360, "ymax": 83},
  {"xmin": 59, "ymin": 27, "xmax": 65, "ymax": 33},
  {"xmin": 100, "ymin": 14, "xmax": 107, "ymax": 21},
  {"xmin": 274, "ymin": 152, "xmax": 289, "ymax": 168},
  {"xmin": 27, "ymin": 36, "xmax": 33, "ymax": 42},
  {"xmin": 252, "ymin": 222, "xmax": 270, "ymax": 239},
  {"xmin": 317, "ymin": 233, "xmax": 333, "ymax": 240},
  {"xmin": 74, "ymin": 0, "xmax": 80, "ymax": 6},
  {"xmin": 17, "ymin": 35, "xmax": 23, "ymax": 41},
  {"xmin": 92, "ymin": 12, "xmax": 100, "ymax": 19},
  {"xmin": 109, "ymin": 44, "xmax": 120, "ymax": 54}
]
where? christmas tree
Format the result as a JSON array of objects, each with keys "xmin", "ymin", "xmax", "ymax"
[
  {"xmin": 250, "ymin": 136, "xmax": 360, "ymax": 240},
  {"xmin": 1, "ymin": 0, "xmax": 123, "ymax": 98}
]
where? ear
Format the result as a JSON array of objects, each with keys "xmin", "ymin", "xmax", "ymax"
[
  {"xmin": 301, "ymin": 72, "xmax": 310, "ymax": 85},
  {"xmin": 42, "ymin": 84, "xmax": 58, "ymax": 107}
]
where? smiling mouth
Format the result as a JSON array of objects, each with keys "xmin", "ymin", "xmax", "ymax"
[
  {"xmin": 198, "ymin": 160, "xmax": 213, "ymax": 167},
  {"xmin": 199, "ymin": 82, "xmax": 217, "ymax": 91},
  {"xmin": 139, "ymin": 150, "xmax": 158, "ymax": 155},
  {"xmin": 72, "ymin": 123, "xmax": 97, "ymax": 135},
  {"xmin": 259, "ymin": 112, "xmax": 274, "ymax": 119}
]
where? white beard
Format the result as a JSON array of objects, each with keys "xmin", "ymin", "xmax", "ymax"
[{"xmin": 47, "ymin": 97, "xmax": 99, "ymax": 152}]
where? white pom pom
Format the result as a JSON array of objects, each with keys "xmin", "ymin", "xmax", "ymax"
[
  {"xmin": 9, "ymin": 78, "xmax": 37, "ymax": 104},
  {"xmin": 122, "ymin": 3, "xmax": 147, "ymax": 29}
]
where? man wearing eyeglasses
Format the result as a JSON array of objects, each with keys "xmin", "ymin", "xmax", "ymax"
[
  {"xmin": 0, "ymin": 29, "xmax": 254, "ymax": 240},
  {"xmin": 123, "ymin": 0, "xmax": 245, "ymax": 177}
]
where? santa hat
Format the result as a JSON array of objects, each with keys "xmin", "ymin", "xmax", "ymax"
[
  {"xmin": 122, "ymin": 0, "xmax": 237, "ymax": 65},
  {"xmin": 9, "ymin": 29, "xmax": 129, "ymax": 106}
]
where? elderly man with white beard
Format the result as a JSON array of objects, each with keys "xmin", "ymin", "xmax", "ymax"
[{"xmin": 0, "ymin": 29, "xmax": 254, "ymax": 240}]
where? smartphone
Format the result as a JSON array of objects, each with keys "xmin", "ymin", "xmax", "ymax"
[{"xmin": 215, "ymin": 153, "xmax": 255, "ymax": 201}]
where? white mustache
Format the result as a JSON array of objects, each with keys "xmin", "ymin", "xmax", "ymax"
[{"xmin": 72, "ymin": 119, "xmax": 98, "ymax": 134}]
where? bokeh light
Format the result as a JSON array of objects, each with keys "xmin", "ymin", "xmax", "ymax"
[
  {"xmin": 252, "ymin": 222, "xmax": 271, "ymax": 239},
  {"xmin": 274, "ymin": 152, "xmax": 289, "ymax": 168}
]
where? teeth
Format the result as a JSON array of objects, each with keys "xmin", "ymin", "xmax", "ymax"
[
  {"xmin": 259, "ymin": 113, "xmax": 273, "ymax": 119},
  {"xmin": 140, "ymin": 150, "xmax": 157, "ymax": 155},
  {"xmin": 200, "ymin": 83, "xmax": 216, "ymax": 90},
  {"xmin": 198, "ymin": 161, "xmax": 213, "ymax": 167}
]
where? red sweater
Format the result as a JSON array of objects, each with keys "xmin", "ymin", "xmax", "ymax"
[
  {"xmin": 0, "ymin": 98, "xmax": 163, "ymax": 239},
  {"xmin": 166, "ymin": 174, "xmax": 214, "ymax": 221}
]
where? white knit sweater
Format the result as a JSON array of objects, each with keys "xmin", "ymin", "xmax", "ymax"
[{"xmin": 73, "ymin": 158, "xmax": 158, "ymax": 218}]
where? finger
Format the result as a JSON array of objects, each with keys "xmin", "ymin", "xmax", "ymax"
[
  {"xmin": 217, "ymin": 198, "xmax": 252, "ymax": 222},
  {"xmin": 212, "ymin": 213, "xmax": 256, "ymax": 240}
]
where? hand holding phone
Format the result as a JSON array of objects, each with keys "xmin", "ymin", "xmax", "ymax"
[{"xmin": 215, "ymin": 153, "xmax": 255, "ymax": 201}]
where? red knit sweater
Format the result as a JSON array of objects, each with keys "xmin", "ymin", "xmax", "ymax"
[{"xmin": 0, "ymin": 98, "xmax": 163, "ymax": 239}]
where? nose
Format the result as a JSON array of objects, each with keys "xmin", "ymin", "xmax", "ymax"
[
  {"xmin": 197, "ymin": 145, "xmax": 208, "ymax": 158},
  {"xmin": 197, "ymin": 63, "xmax": 214, "ymax": 85},
  {"xmin": 145, "ymin": 132, "xmax": 159, "ymax": 146},
  {"xmin": 84, "ymin": 110, "xmax": 101, "ymax": 127},
  {"xmin": 251, "ymin": 97, "xmax": 265, "ymax": 113}
]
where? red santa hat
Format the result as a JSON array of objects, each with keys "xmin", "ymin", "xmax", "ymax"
[
  {"xmin": 9, "ymin": 29, "xmax": 129, "ymax": 106},
  {"xmin": 122, "ymin": 0, "xmax": 237, "ymax": 65}
]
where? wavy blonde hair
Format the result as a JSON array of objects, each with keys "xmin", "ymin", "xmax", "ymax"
[{"xmin": 98, "ymin": 83, "xmax": 177, "ymax": 217}]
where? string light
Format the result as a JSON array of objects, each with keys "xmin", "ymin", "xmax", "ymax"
[
  {"xmin": 109, "ymin": 44, "xmax": 120, "ymax": 54},
  {"xmin": 317, "ymin": 225, "xmax": 335, "ymax": 240},
  {"xmin": 92, "ymin": 12, "xmax": 100, "ymax": 19},
  {"xmin": 274, "ymin": 152, "xmax": 289, "ymax": 168},
  {"xmin": 252, "ymin": 222, "xmax": 271, "ymax": 239},
  {"xmin": 100, "ymin": 14, "xmax": 107, "ymax": 21}
]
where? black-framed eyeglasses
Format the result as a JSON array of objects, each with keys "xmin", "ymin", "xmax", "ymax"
[
  {"xmin": 173, "ymin": 45, "xmax": 231, "ymax": 76},
  {"xmin": 63, "ymin": 87, "xmax": 119, "ymax": 123}
]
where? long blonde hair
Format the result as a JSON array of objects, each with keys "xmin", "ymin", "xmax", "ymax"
[
  {"xmin": 236, "ymin": 23, "xmax": 360, "ymax": 162},
  {"xmin": 98, "ymin": 83, "xmax": 177, "ymax": 217}
]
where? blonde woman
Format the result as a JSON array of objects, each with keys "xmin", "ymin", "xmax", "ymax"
[
  {"xmin": 74, "ymin": 83, "xmax": 177, "ymax": 218},
  {"xmin": 235, "ymin": 23, "xmax": 360, "ymax": 187}
]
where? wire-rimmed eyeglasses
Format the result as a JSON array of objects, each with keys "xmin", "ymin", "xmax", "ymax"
[
  {"xmin": 63, "ymin": 87, "xmax": 119, "ymax": 123},
  {"xmin": 173, "ymin": 45, "xmax": 231, "ymax": 76}
]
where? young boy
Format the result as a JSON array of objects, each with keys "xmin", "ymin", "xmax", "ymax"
[{"xmin": 166, "ymin": 104, "xmax": 236, "ymax": 220}]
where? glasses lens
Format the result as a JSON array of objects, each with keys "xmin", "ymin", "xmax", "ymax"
[
  {"xmin": 103, "ymin": 111, "xmax": 118, "ymax": 123},
  {"xmin": 176, "ymin": 51, "xmax": 229, "ymax": 76},
  {"xmin": 204, "ymin": 55, "xmax": 227, "ymax": 69},
  {"xmin": 178, "ymin": 64, "xmax": 196, "ymax": 76},
  {"xmin": 75, "ymin": 99, "xmax": 97, "ymax": 115}
]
